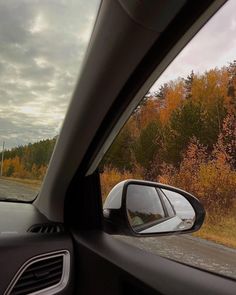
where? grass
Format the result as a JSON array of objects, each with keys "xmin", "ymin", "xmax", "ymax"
[
  {"xmin": 194, "ymin": 209, "xmax": 236, "ymax": 249},
  {"xmin": 0, "ymin": 176, "xmax": 41, "ymax": 189}
]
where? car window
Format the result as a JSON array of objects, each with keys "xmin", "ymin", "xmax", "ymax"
[
  {"xmin": 158, "ymin": 189, "xmax": 175, "ymax": 218},
  {"xmin": 127, "ymin": 185, "xmax": 166, "ymax": 230},
  {"xmin": 0, "ymin": 0, "xmax": 100, "ymax": 202},
  {"xmin": 100, "ymin": 0, "xmax": 236, "ymax": 280}
]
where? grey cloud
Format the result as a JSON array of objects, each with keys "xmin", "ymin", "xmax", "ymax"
[
  {"xmin": 22, "ymin": 64, "xmax": 55, "ymax": 81},
  {"xmin": 152, "ymin": 0, "xmax": 236, "ymax": 90},
  {"xmin": 0, "ymin": 0, "xmax": 99, "ymax": 148},
  {"xmin": 0, "ymin": 2, "xmax": 33, "ymax": 44}
]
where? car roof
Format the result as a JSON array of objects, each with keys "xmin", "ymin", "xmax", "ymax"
[{"xmin": 35, "ymin": 0, "xmax": 226, "ymax": 221}]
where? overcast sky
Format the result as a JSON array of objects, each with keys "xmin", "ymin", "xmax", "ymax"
[
  {"xmin": 151, "ymin": 0, "xmax": 236, "ymax": 91},
  {"xmin": 0, "ymin": 0, "xmax": 99, "ymax": 149},
  {"xmin": 0, "ymin": 0, "xmax": 235, "ymax": 150}
]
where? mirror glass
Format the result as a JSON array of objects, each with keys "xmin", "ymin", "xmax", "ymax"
[{"xmin": 126, "ymin": 184, "xmax": 195, "ymax": 234}]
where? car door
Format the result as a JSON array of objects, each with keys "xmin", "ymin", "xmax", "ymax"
[{"xmin": 0, "ymin": 1, "xmax": 235, "ymax": 295}]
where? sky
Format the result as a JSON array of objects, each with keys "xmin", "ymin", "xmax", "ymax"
[
  {"xmin": 162, "ymin": 189, "xmax": 195, "ymax": 220},
  {"xmin": 0, "ymin": 0, "xmax": 236, "ymax": 149},
  {"xmin": 151, "ymin": 0, "xmax": 236, "ymax": 91},
  {"xmin": 0, "ymin": 0, "xmax": 100, "ymax": 149}
]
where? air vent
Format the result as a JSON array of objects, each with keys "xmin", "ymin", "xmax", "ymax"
[
  {"xmin": 5, "ymin": 251, "xmax": 70, "ymax": 295},
  {"xmin": 28, "ymin": 223, "xmax": 64, "ymax": 234}
]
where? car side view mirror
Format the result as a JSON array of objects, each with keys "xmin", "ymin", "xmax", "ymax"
[{"xmin": 103, "ymin": 180, "xmax": 205, "ymax": 236}]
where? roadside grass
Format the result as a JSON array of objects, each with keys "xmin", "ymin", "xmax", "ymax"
[
  {"xmin": 193, "ymin": 208, "xmax": 236, "ymax": 249},
  {"xmin": 0, "ymin": 176, "xmax": 41, "ymax": 189}
]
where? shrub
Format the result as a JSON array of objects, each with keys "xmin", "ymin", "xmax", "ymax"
[{"xmin": 100, "ymin": 166, "xmax": 135, "ymax": 203}]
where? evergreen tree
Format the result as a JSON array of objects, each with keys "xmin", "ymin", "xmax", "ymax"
[
  {"xmin": 156, "ymin": 83, "xmax": 169, "ymax": 100},
  {"xmin": 227, "ymin": 60, "xmax": 236, "ymax": 111},
  {"xmin": 184, "ymin": 70, "xmax": 194, "ymax": 99},
  {"xmin": 164, "ymin": 101, "xmax": 203, "ymax": 165},
  {"xmin": 102, "ymin": 127, "xmax": 134, "ymax": 171},
  {"xmin": 134, "ymin": 121, "xmax": 161, "ymax": 171}
]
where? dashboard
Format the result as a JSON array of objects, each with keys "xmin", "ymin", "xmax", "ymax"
[{"xmin": 0, "ymin": 202, "xmax": 74, "ymax": 294}]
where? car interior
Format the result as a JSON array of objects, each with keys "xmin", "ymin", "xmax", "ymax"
[{"xmin": 0, "ymin": 0, "xmax": 235, "ymax": 294}]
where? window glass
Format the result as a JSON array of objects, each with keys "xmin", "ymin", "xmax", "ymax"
[
  {"xmin": 127, "ymin": 185, "xmax": 165, "ymax": 230},
  {"xmin": 0, "ymin": 0, "xmax": 100, "ymax": 201},
  {"xmin": 100, "ymin": 0, "xmax": 236, "ymax": 280},
  {"xmin": 162, "ymin": 189, "xmax": 194, "ymax": 219},
  {"xmin": 159, "ymin": 189, "xmax": 175, "ymax": 218}
]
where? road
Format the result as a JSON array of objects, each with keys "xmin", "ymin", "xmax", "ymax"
[
  {"xmin": 116, "ymin": 234, "xmax": 236, "ymax": 280},
  {"xmin": 0, "ymin": 178, "xmax": 38, "ymax": 201}
]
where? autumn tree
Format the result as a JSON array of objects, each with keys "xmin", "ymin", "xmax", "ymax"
[
  {"xmin": 184, "ymin": 70, "xmax": 194, "ymax": 99},
  {"xmin": 156, "ymin": 83, "xmax": 169, "ymax": 100},
  {"xmin": 102, "ymin": 126, "xmax": 134, "ymax": 171},
  {"xmin": 227, "ymin": 60, "xmax": 236, "ymax": 112},
  {"xmin": 134, "ymin": 121, "xmax": 162, "ymax": 175},
  {"xmin": 159, "ymin": 80, "xmax": 185, "ymax": 124},
  {"xmin": 214, "ymin": 113, "xmax": 236, "ymax": 168},
  {"xmin": 163, "ymin": 100, "xmax": 203, "ymax": 165}
]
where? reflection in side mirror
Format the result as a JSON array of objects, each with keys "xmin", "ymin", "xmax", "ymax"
[
  {"xmin": 103, "ymin": 179, "xmax": 205, "ymax": 236},
  {"xmin": 126, "ymin": 184, "xmax": 195, "ymax": 234}
]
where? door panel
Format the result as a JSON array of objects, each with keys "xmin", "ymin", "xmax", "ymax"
[{"xmin": 72, "ymin": 230, "xmax": 236, "ymax": 295}]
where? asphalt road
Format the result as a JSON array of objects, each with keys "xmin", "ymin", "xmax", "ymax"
[
  {"xmin": 0, "ymin": 178, "xmax": 38, "ymax": 201},
  {"xmin": 116, "ymin": 234, "xmax": 236, "ymax": 280}
]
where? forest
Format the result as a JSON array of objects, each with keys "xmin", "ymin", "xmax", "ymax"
[
  {"xmin": 0, "ymin": 137, "xmax": 56, "ymax": 180},
  {"xmin": 100, "ymin": 61, "xmax": 236, "ymax": 247}
]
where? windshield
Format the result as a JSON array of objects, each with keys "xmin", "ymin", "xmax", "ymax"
[{"xmin": 0, "ymin": 0, "xmax": 100, "ymax": 202}]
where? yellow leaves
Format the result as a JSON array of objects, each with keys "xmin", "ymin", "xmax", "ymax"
[
  {"xmin": 38, "ymin": 165, "xmax": 47, "ymax": 180},
  {"xmin": 138, "ymin": 100, "xmax": 159, "ymax": 129},
  {"xmin": 192, "ymin": 68, "xmax": 229, "ymax": 108},
  {"xmin": 159, "ymin": 82, "xmax": 184, "ymax": 124},
  {"xmin": 2, "ymin": 156, "xmax": 23, "ymax": 177},
  {"xmin": 100, "ymin": 167, "xmax": 136, "ymax": 203},
  {"xmin": 2, "ymin": 156, "xmax": 47, "ymax": 180},
  {"xmin": 198, "ymin": 159, "xmax": 236, "ymax": 212}
]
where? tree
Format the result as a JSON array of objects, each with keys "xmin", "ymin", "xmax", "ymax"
[
  {"xmin": 159, "ymin": 80, "xmax": 184, "ymax": 124},
  {"xmin": 214, "ymin": 113, "xmax": 236, "ymax": 168},
  {"xmin": 227, "ymin": 60, "xmax": 236, "ymax": 112},
  {"xmin": 163, "ymin": 101, "xmax": 203, "ymax": 166},
  {"xmin": 6, "ymin": 164, "xmax": 14, "ymax": 177},
  {"xmin": 102, "ymin": 127, "xmax": 134, "ymax": 171},
  {"xmin": 134, "ymin": 121, "xmax": 162, "ymax": 173},
  {"xmin": 156, "ymin": 83, "xmax": 169, "ymax": 101},
  {"xmin": 184, "ymin": 70, "xmax": 194, "ymax": 99},
  {"xmin": 200, "ymin": 95, "xmax": 226, "ymax": 149},
  {"xmin": 1, "ymin": 137, "xmax": 57, "ymax": 179}
]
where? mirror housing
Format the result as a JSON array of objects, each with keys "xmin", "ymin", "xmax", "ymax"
[{"xmin": 103, "ymin": 180, "xmax": 205, "ymax": 236}]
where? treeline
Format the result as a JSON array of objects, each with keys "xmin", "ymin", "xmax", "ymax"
[
  {"xmin": 0, "ymin": 137, "xmax": 56, "ymax": 179},
  {"xmin": 101, "ymin": 61, "xmax": 236, "ymax": 215}
]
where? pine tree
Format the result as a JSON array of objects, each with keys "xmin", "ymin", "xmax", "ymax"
[
  {"xmin": 156, "ymin": 83, "xmax": 169, "ymax": 100},
  {"xmin": 227, "ymin": 60, "xmax": 236, "ymax": 112},
  {"xmin": 184, "ymin": 70, "xmax": 194, "ymax": 99}
]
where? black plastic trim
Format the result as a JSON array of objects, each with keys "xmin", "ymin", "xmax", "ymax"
[
  {"xmin": 72, "ymin": 230, "xmax": 236, "ymax": 295},
  {"xmin": 82, "ymin": 0, "xmax": 224, "ymax": 176}
]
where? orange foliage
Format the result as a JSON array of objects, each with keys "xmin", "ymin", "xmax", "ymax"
[
  {"xmin": 100, "ymin": 166, "xmax": 138, "ymax": 203},
  {"xmin": 157, "ymin": 137, "xmax": 236, "ymax": 215},
  {"xmin": 192, "ymin": 69, "xmax": 229, "ymax": 108},
  {"xmin": 159, "ymin": 81, "xmax": 185, "ymax": 124},
  {"xmin": 2, "ymin": 156, "xmax": 47, "ymax": 180},
  {"xmin": 138, "ymin": 100, "xmax": 159, "ymax": 128}
]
